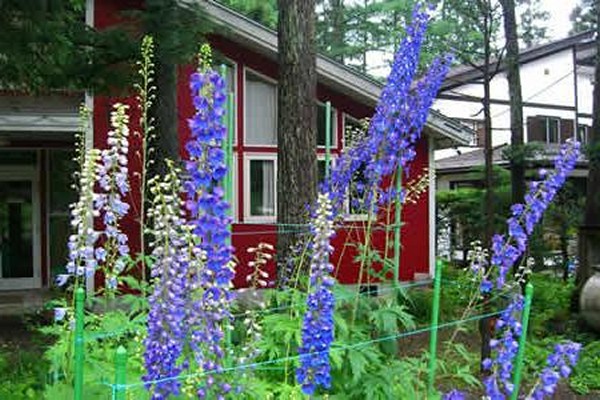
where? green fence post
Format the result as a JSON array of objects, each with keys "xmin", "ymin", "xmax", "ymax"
[
  {"xmin": 427, "ymin": 260, "xmax": 443, "ymax": 396},
  {"xmin": 325, "ymin": 101, "xmax": 332, "ymax": 181},
  {"xmin": 393, "ymin": 166, "xmax": 402, "ymax": 287},
  {"xmin": 220, "ymin": 64, "xmax": 234, "ymax": 366},
  {"xmin": 511, "ymin": 283, "xmax": 534, "ymax": 400},
  {"xmin": 74, "ymin": 287, "xmax": 85, "ymax": 400},
  {"xmin": 114, "ymin": 346, "xmax": 127, "ymax": 400}
]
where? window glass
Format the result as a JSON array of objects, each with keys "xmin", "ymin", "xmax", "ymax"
[
  {"xmin": 344, "ymin": 115, "xmax": 365, "ymax": 148},
  {"xmin": 317, "ymin": 103, "xmax": 335, "ymax": 147},
  {"xmin": 546, "ymin": 118, "xmax": 560, "ymax": 143},
  {"xmin": 348, "ymin": 163, "xmax": 367, "ymax": 215},
  {"xmin": 317, "ymin": 159, "xmax": 327, "ymax": 184},
  {"xmin": 250, "ymin": 159, "xmax": 275, "ymax": 216},
  {"xmin": 0, "ymin": 150, "xmax": 36, "ymax": 166},
  {"xmin": 577, "ymin": 125, "xmax": 588, "ymax": 144},
  {"xmin": 246, "ymin": 72, "xmax": 277, "ymax": 145}
]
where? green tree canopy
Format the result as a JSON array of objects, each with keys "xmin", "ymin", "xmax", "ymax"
[{"xmin": 570, "ymin": 0, "xmax": 597, "ymax": 34}]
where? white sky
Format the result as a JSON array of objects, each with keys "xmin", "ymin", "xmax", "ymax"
[
  {"xmin": 542, "ymin": 0, "xmax": 578, "ymax": 39},
  {"xmin": 359, "ymin": 0, "xmax": 582, "ymax": 76}
]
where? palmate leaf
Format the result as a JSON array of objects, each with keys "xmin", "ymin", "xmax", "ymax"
[{"xmin": 370, "ymin": 302, "xmax": 416, "ymax": 334}]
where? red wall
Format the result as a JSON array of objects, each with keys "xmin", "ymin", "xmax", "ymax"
[{"xmin": 94, "ymin": 0, "xmax": 430, "ymax": 287}]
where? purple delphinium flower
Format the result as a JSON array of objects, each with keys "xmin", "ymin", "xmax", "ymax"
[
  {"xmin": 324, "ymin": 4, "xmax": 451, "ymax": 216},
  {"xmin": 297, "ymin": 193, "xmax": 336, "ymax": 395},
  {"xmin": 529, "ymin": 342, "xmax": 581, "ymax": 399},
  {"xmin": 185, "ymin": 65, "xmax": 235, "ymax": 398},
  {"xmin": 143, "ymin": 167, "xmax": 190, "ymax": 399},
  {"xmin": 95, "ymin": 104, "xmax": 131, "ymax": 289},
  {"xmin": 443, "ymin": 389, "xmax": 466, "ymax": 400},
  {"xmin": 490, "ymin": 140, "xmax": 580, "ymax": 289},
  {"xmin": 482, "ymin": 294, "xmax": 524, "ymax": 399}
]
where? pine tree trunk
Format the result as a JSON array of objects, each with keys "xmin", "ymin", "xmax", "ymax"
[
  {"xmin": 152, "ymin": 58, "xmax": 179, "ymax": 176},
  {"xmin": 578, "ymin": 5, "xmax": 600, "ymax": 291},
  {"xmin": 276, "ymin": 0, "xmax": 317, "ymax": 285},
  {"xmin": 501, "ymin": 0, "xmax": 525, "ymax": 206},
  {"xmin": 480, "ymin": 0, "xmax": 494, "ymax": 372},
  {"xmin": 145, "ymin": 0, "xmax": 181, "ymax": 176},
  {"xmin": 330, "ymin": 0, "xmax": 345, "ymax": 63}
]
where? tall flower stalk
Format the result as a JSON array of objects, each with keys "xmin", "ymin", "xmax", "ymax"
[
  {"xmin": 96, "ymin": 104, "xmax": 132, "ymax": 291},
  {"xmin": 479, "ymin": 140, "xmax": 582, "ymax": 399},
  {"xmin": 325, "ymin": 4, "xmax": 451, "ymax": 215},
  {"xmin": 61, "ymin": 148, "xmax": 102, "ymax": 286},
  {"xmin": 143, "ymin": 161, "xmax": 190, "ymax": 399},
  {"xmin": 297, "ymin": 193, "xmax": 336, "ymax": 395},
  {"xmin": 484, "ymin": 140, "xmax": 581, "ymax": 292},
  {"xmin": 184, "ymin": 44, "xmax": 235, "ymax": 398}
]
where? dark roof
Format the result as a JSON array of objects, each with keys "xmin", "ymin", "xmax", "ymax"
[
  {"xmin": 192, "ymin": 0, "xmax": 473, "ymax": 146},
  {"xmin": 436, "ymin": 143, "xmax": 589, "ymax": 174},
  {"xmin": 436, "ymin": 144, "xmax": 509, "ymax": 173},
  {"xmin": 441, "ymin": 30, "xmax": 596, "ymax": 92}
]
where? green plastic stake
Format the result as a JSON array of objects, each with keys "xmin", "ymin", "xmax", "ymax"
[
  {"xmin": 114, "ymin": 346, "xmax": 127, "ymax": 400},
  {"xmin": 227, "ymin": 92, "xmax": 235, "ymax": 213},
  {"xmin": 73, "ymin": 287, "xmax": 85, "ymax": 400},
  {"xmin": 220, "ymin": 64, "xmax": 235, "ymax": 365},
  {"xmin": 393, "ymin": 166, "xmax": 402, "ymax": 286},
  {"xmin": 427, "ymin": 260, "xmax": 443, "ymax": 396},
  {"xmin": 325, "ymin": 101, "xmax": 332, "ymax": 181},
  {"xmin": 511, "ymin": 283, "xmax": 534, "ymax": 400}
]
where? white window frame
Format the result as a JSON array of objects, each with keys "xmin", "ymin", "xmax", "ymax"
[
  {"xmin": 545, "ymin": 117, "xmax": 561, "ymax": 144},
  {"xmin": 316, "ymin": 101, "xmax": 338, "ymax": 149},
  {"xmin": 216, "ymin": 58, "xmax": 238, "ymax": 145},
  {"xmin": 243, "ymin": 67, "xmax": 278, "ymax": 148},
  {"xmin": 342, "ymin": 113, "xmax": 369, "ymax": 221},
  {"xmin": 244, "ymin": 153, "xmax": 277, "ymax": 223}
]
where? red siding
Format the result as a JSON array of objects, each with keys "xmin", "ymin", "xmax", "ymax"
[{"xmin": 93, "ymin": 0, "xmax": 431, "ymax": 287}]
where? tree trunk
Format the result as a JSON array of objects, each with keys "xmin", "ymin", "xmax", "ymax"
[
  {"xmin": 330, "ymin": 0, "xmax": 345, "ymax": 63},
  {"xmin": 151, "ymin": 58, "xmax": 179, "ymax": 176},
  {"xmin": 145, "ymin": 0, "xmax": 181, "ymax": 177},
  {"xmin": 578, "ymin": 4, "xmax": 600, "ymax": 291},
  {"xmin": 501, "ymin": 0, "xmax": 526, "ymax": 206},
  {"xmin": 480, "ymin": 0, "xmax": 494, "ymax": 372},
  {"xmin": 276, "ymin": 0, "xmax": 317, "ymax": 285}
]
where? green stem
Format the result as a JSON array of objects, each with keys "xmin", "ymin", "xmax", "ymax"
[
  {"xmin": 393, "ymin": 166, "xmax": 402, "ymax": 286},
  {"xmin": 73, "ymin": 288, "xmax": 85, "ymax": 400},
  {"xmin": 511, "ymin": 283, "xmax": 534, "ymax": 400},
  {"xmin": 428, "ymin": 260, "xmax": 443, "ymax": 396},
  {"xmin": 114, "ymin": 346, "xmax": 127, "ymax": 400}
]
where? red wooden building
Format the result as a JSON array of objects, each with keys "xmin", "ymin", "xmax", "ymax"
[{"xmin": 0, "ymin": 0, "xmax": 471, "ymax": 297}]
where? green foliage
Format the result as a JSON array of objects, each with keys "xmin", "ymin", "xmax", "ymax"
[
  {"xmin": 217, "ymin": 0, "xmax": 277, "ymax": 29},
  {"xmin": 0, "ymin": 341, "xmax": 47, "ymax": 399},
  {"xmin": 569, "ymin": 341, "xmax": 600, "ymax": 394},
  {"xmin": 570, "ymin": 0, "xmax": 597, "ymax": 34},
  {"xmin": 437, "ymin": 167, "xmax": 512, "ymax": 259},
  {"xmin": 0, "ymin": 0, "xmax": 137, "ymax": 93}
]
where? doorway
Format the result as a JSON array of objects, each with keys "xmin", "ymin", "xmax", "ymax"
[{"xmin": 0, "ymin": 166, "xmax": 41, "ymax": 290}]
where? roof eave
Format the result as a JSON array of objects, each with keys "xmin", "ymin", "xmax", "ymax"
[{"xmin": 192, "ymin": 0, "xmax": 473, "ymax": 147}]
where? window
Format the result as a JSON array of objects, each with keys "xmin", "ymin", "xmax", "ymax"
[
  {"xmin": 577, "ymin": 125, "xmax": 589, "ymax": 144},
  {"xmin": 245, "ymin": 71, "xmax": 277, "ymax": 146},
  {"xmin": 317, "ymin": 103, "xmax": 336, "ymax": 147},
  {"xmin": 343, "ymin": 114, "xmax": 369, "ymax": 218},
  {"xmin": 545, "ymin": 117, "xmax": 560, "ymax": 143},
  {"xmin": 343, "ymin": 115, "xmax": 365, "ymax": 148},
  {"xmin": 247, "ymin": 158, "xmax": 276, "ymax": 218}
]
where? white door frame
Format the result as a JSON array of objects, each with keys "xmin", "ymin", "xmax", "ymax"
[{"xmin": 0, "ymin": 165, "xmax": 42, "ymax": 290}]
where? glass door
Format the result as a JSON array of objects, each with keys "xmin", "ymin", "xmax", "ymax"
[{"xmin": 0, "ymin": 167, "xmax": 40, "ymax": 290}]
